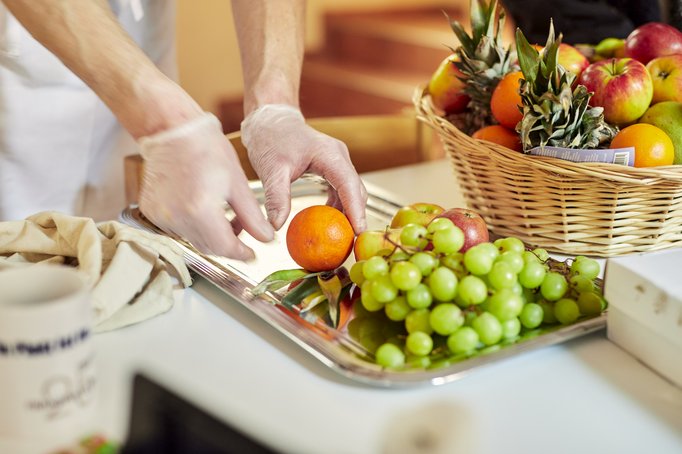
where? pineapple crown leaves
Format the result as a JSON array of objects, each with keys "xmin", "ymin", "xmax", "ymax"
[
  {"xmin": 449, "ymin": 0, "xmax": 506, "ymax": 64},
  {"xmin": 449, "ymin": 0, "xmax": 515, "ymax": 77},
  {"xmin": 515, "ymin": 21, "xmax": 617, "ymax": 151},
  {"xmin": 445, "ymin": 0, "xmax": 517, "ymax": 133}
]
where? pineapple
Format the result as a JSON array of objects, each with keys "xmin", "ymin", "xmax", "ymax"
[
  {"xmin": 516, "ymin": 23, "xmax": 617, "ymax": 151},
  {"xmin": 447, "ymin": 0, "xmax": 516, "ymax": 134}
]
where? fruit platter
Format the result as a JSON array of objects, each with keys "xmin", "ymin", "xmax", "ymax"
[
  {"xmin": 121, "ymin": 176, "xmax": 607, "ymax": 387},
  {"xmin": 415, "ymin": 0, "xmax": 682, "ymax": 257}
]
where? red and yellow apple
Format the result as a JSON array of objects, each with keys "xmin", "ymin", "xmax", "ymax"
[
  {"xmin": 531, "ymin": 43, "xmax": 590, "ymax": 77},
  {"xmin": 353, "ymin": 228, "xmax": 402, "ymax": 261},
  {"xmin": 428, "ymin": 55, "xmax": 470, "ymax": 114},
  {"xmin": 557, "ymin": 43, "xmax": 590, "ymax": 77},
  {"xmin": 624, "ymin": 22, "xmax": 682, "ymax": 64},
  {"xmin": 431, "ymin": 208, "xmax": 489, "ymax": 252},
  {"xmin": 390, "ymin": 203, "xmax": 445, "ymax": 229},
  {"xmin": 578, "ymin": 58, "xmax": 653, "ymax": 125},
  {"xmin": 646, "ymin": 54, "xmax": 682, "ymax": 103}
]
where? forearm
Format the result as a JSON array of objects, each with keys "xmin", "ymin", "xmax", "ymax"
[
  {"xmin": 231, "ymin": 0, "xmax": 305, "ymax": 115},
  {"xmin": 2, "ymin": 0, "xmax": 201, "ymax": 138}
]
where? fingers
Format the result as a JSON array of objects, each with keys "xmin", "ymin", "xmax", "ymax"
[
  {"xmin": 230, "ymin": 216, "xmax": 244, "ymax": 237},
  {"xmin": 341, "ymin": 176, "xmax": 368, "ymax": 234},
  {"xmin": 315, "ymin": 154, "xmax": 368, "ymax": 234},
  {"xmin": 227, "ymin": 173, "xmax": 275, "ymax": 243},
  {"xmin": 145, "ymin": 198, "xmax": 256, "ymax": 261},
  {"xmin": 260, "ymin": 168, "xmax": 293, "ymax": 230},
  {"xmin": 326, "ymin": 187, "xmax": 343, "ymax": 211},
  {"xmin": 190, "ymin": 204, "xmax": 256, "ymax": 260}
]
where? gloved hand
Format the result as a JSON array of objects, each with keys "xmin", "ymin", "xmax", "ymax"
[
  {"xmin": 138, "ymin": 112, "xmax": 274, "ymax": 260},
  {"xmin": 240, "ymin": 104, "xmax": 368, "ymax": 233}
]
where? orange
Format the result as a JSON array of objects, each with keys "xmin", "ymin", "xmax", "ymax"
[
  {"xmin": 610, "ymin": 123, "xmax": 674, "ymax": 168},
  {"xmin": 490, "ymin": 71, "xmax": 524, "ymax": 129},
  {"xmin": 472, "ymin": 125, "xmax": 523, "ymax": 152},
  {"xmin": 286, "ymin": 205, "xmax": 355, "ymax": 272}
]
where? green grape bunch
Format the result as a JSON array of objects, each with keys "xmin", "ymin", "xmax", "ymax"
[{"xmin": 346, "ymin": 219, "xmax": 608, "ymax": 370}]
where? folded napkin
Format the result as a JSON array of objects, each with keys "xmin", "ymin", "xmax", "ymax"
[{"xmin": 0, "ymin": 211, "xmax": 192, "ymax": 332}]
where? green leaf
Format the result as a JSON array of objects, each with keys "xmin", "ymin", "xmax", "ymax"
[
  {"xmin": 299, "ymin": 290, "xmax": 327, "ymax": 313},
  {"xmin": 281, "ymin": 277, "xmax": 321, "ymax": 309},
  {"xmin": 318, "ymin": 268, "xmax": 352, "ymax": 328},
  {"xmin": 515, "ymin": 28, "xmax": 539, "ymax": 85},
  {"xmin": 483, "ymin": 1, "xmax": 499, "ymax": 42},
  {"xmin": 450, "ymin": 19, "xmax": 475, "ymax": 56},
  {"xmin": 470, "ymin": 0, "xmax": 487, "ymax": 43},
  {"xmin": 251, "ymin": 268, "xmax": 312, "ymax": 296},
  {"xmin": 543, "ymin": 22, "xmax": 561, "ymax": 82}
]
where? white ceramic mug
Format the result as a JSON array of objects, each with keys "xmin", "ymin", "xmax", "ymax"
[{"xmin": 0, "ymin": 264, "xmax": 97, "ymax": 453}]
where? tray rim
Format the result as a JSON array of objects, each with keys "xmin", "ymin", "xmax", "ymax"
[{"xmin": 119, "ymin": 177, "xmax": 606, "ymax": 388}]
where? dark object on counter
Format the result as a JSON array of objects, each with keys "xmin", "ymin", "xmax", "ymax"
[
  {"xmin": 503, "ymin": 0, "xmax": 661, "ymax": 43},
  {"xmin": 122, "ymin": 374, "xmax": 280, "ymax": 454},
  {"xmin": 670, "ymin": 0, "xmax": 682, "ymax": 30}
]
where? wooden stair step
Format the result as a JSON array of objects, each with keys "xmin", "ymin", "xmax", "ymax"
[
  {"xmin": 301, "ymin": 56, "xmax": 427, "ymax": 110},
  {"xmin": 324, "ymin": 7, "xmax": 463, "ymax": 73}
]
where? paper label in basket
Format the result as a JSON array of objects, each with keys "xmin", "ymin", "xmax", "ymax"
[{"xmin": 528, "ymin": 146, "xmax": 635, "ymax": 166}]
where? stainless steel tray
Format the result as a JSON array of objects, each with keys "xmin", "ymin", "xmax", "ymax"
[{"xmin": 120, "ymin": 176, "xmax": 606, "ymax": 387}]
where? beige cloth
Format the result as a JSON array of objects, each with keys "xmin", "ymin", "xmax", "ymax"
[{"xmin": 0, "ymin": 211, "xmax": 192, "ymax": 332}]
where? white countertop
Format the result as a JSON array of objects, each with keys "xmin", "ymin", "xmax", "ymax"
[{"xmin": 95, "ymin": 159, "xmax": 682, "ymax": 454}]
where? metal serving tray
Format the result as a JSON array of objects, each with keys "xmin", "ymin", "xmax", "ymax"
[{"xmin": 120, "ymin": 176, "xmax": 606, "ymax": 388}]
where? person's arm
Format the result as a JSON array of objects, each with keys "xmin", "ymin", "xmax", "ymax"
[
  {"xmin": 231, "ymin": 0, "xmax": 304, "ymax": 116},
  {"xmin": 1, "ymin": 0, "xmax": 274, "ymax": 259},
  {"xmin": 232, "ymin": 0, "xmax": 368, "ymax": 233},
  {"xmin": 2, "ymin": 0, "xmax": 199, "ymax": 138}
]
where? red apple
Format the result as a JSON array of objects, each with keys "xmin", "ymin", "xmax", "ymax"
[
  {"xmin": 432, "ymin": 208, "xmax": 489, "ymax": 252},
  {"xmin": 578, "ymin": 58, "xmax": 653, "ymax": 125},
  {"xmin": 428, "ymin": 55, "xmax": 470, "ymax": 114},
  {"xmin": 353, "ymin": 228, "xmax": 402, "ymax": 261},
  {"xmin": 624, "ymin": 22, "xmax": 682, "ymax": 64},
  {"xmin": 558, "ymin": 43, "xmax": 590, "ymax": 77},
  {"xmin": 390, "ymin": 203, "xmax": 445, "ymax": 228},
  {"xmin": 646, "ymin": 54, "xmax": 682, "ymax": 103}
]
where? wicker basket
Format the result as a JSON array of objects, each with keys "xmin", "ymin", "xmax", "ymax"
[{"xmin": 414, "ymin": 87, "xmax": 682, "ymax": 257}]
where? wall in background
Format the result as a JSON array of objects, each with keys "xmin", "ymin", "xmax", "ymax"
[
  {"xmin": 175, "ymin": 0, "xmax": 452, "ymax": 113},
  {"xmin": 175, "ymin": 0, "xmax": 240, "ymax": 114}
]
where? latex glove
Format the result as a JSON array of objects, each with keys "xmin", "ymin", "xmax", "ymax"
[
  {"xmin": 241, "ymin": 104, "xmax": 368, "ymax": 233},
  {"xmin": 138, "ymin": 112, "xmax": 274, "ymax": 260}
]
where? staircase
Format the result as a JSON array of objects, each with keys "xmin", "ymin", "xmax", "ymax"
[{"xmin": 218, "ymin": 4, "xmax": 466, "ymax": 133}]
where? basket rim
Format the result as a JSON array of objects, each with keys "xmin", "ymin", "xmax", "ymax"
[{"xmin": 413, "ymin": 86, "xmax": 682, "ymax": 185}]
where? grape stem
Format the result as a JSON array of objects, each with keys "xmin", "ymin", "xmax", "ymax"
[{"xmin": 382, "ymin": 229, "xmax": 419, "ymax": 256}]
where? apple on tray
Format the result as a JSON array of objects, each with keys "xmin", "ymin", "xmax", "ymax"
[
  {"xmin": 578, "ymin": 57, "xmax": 653, "ymax": 126},
  {"xmin": 624, "ymin": 22, "xmax": 682, "ymax": 65},
  {"xmin": 646, "ymin": 54, "xmax": 682, "ymax": 103},
  {"xmin": 430, "ymin": 208, "xmax": 489, "ymax": 252},
  {"xmin": 390, "ymin": 203, "xmax": 445, "ymax": 228},
  {"xmin": 353, "ymin": 228, "xmax": 402, "ymax": 261}
]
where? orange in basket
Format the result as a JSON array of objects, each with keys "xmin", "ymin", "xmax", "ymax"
[
  {"xmin": 490, "ymin": 71, "xmax": 524, "ymax": 129},
  {"xmin": 472, "ymin": 124, "xmax": 522, "ymax": 152},
  {"xmin": 610, "ymin": 123, "xmax": 674, "ymax": 168},
  {"xmin": 286, "ymin": 205, "xmax": 354, "ymax": 272}
]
